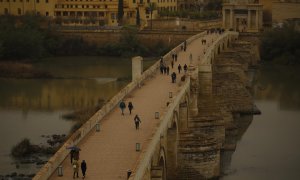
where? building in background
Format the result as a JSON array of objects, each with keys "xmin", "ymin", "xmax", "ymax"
[
  {"xmin": 0, "ymin": 0, "xmax": 177, "ymax": 27},
  {"xmin": 222, "ymin": 0, "xmax": 263, "ymax": 32}
]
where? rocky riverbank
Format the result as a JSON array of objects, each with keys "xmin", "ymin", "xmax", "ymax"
[{"xmin": 4, "ymin": 134, "xmax": 67, "ymax": 180}]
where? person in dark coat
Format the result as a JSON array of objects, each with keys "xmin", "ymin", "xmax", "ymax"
[
  {"xmin": 160, "ymin": 64, "xmax": 164, "ymax": 74},
  {"xmin": 171, "ymin": 60, "xmax": 174, "ymax": 69},
  {"xmin": 134, "ymin": 115, "xmax": 141, "ymax": 130},
  {"xmin": 171, "ymin": 72, "xmax": 176, "ymax": 83},
  {"xmin": 81, "ymin": 160, "xmax": 87, "ymax": 179},
  {"xmin": 163, "ymin": 66, "xmax": 167, "ymax": 74},
  {"xmin": 119, "ymin": 100, "xmax": 126, "ymax": 115},
  {"xmin": 184, "ymin": 64, "xmax": 188, "ymax": 73},
  {"xmin": 70, "ymin": 149, "xmax": 75, "ymax": 164},
  {"xmin": 178, "ymin": 64, "xmax": 182, "ymax": 74},
  {"xmin": 175, "ymin": 54, "xmax": 178, "ymax": 61},
  {"xmin": 128, "ymin": 102, "xmax": 134, "ymax": 115},
  {"xmin": 166, "ymin": 66, "xmax": 170, "ymax": 75}
]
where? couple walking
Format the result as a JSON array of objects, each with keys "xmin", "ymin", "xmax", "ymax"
[
  {"xmin": 119, "ymin": 101, "xmax": 134, "ymax": 115},
  {"xmin": 72, "ymin": 160, "xmax": 87, "ymax": 179}
]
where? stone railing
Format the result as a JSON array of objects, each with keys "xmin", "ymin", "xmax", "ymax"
[
  {"xmin": 129, "ymin": 78, "xmax": 191, "ymax": 180},
  {"xmin": 33, "ymin": 31, "xmax": 207, "ymax": 180},
  {"xmin": 199, "ymin": 31, "xmax": 239, "ymax": 69}
]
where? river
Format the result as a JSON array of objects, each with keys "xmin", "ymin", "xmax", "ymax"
[
  {"xmin": 221, "ymin": 64, "xmax": 300, "ymax": 179},
  {"xmin": 0, "ymin": 56, "xmax": 156, "ymax": 175}
]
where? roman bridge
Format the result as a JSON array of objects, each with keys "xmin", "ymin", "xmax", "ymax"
[{"xmin": 34, "ymin": 30, "xmax": 239, "ymax": 180}]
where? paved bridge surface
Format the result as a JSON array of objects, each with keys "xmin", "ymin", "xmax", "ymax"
[{"xmin": 47, "ymin": 32, "xmax": 219, "ymax": 180}]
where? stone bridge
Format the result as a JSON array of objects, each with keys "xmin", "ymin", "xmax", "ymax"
[{"xmin": 33, "ymin": 30, "xmax": 239, "ymax": 180}]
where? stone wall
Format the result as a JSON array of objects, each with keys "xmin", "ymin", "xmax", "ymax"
[
  {"xmin": 59, "ymin": 30, "xmax": 198, "ymax": 48},
  {"xmin": 272, "ymin": 2, "xmax": 300, "ymax": 22},
  {"xmin": 147, "ymin": 19, "xmax": 222, "ymax": 31}
]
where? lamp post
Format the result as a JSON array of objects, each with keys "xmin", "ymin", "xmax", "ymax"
[
  {"xmin": 136, "ymin": 143, "xmax": 141, "ymax": 151},
  {"xmin": 155, "ymin": 112, "xmax": 159, "ymax": 119},
  {"xmin": 96, "ymin": 123, "xmax": 100, "ymax": 132},
  {"xmin": 57, "ymin": 165, "xmax": 63, "ymax": 176},
  {"xmin": 169, "ymin": 92, "xmax": 173, "ymax": 98}
]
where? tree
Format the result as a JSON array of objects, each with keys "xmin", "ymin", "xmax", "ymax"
[
  {"xmin": 136, "ymin": 8, "xmax": 140, "ymax": 26},
  {"xmin": 146, "ymin": 2, "xmax": 157, "ymax": 30},
  {"xmin": 118, "ymin": 0, "xmax": 124, "ymax": 25}
]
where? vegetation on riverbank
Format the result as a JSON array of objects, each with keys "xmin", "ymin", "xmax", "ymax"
[
  {"xmin": 0, "ymin": 15, "xmax": 170, "ymax": 62},
  {"xmin": 0, "ymin": 62, "xmax": 52, "ymax": 78},
  {"xmin": 62, "ymin": 99, "xmax": 105, "ymax": 133},
  {"xmin": 260, "ymin": 22, "xmax": 300, "ymax": 65},
  {"xmin": 11, "ymin": 138, "xmax": 57, "ymax": 158}
]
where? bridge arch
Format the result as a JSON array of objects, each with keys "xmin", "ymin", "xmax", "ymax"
[{"xmin": 158, "ymin": 147, "xmax": 167, "ymax": 180}]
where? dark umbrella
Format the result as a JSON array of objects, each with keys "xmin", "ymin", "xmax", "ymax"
[{"xmin": 66, "ymin": 146, "xmax": 81, "ymax": 151}]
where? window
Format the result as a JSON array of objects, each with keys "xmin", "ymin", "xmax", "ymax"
[
  {"xmin": 36, "ymin": 0, "xmax": 39, "ymax": 3},
  {"xmin": 18, "ymin": 8, "xmax": 21, "ymax": 15},
  {"xmin": 45, "ymin": 0, "xmax": 48, "ymax": 3},
  {"xmin": 46, "ymin": 11, "xmax": 49, "ymax": 16},
  {"xmin": 133, "ymin": 0, "xmax": 135, "ymax": 3}
]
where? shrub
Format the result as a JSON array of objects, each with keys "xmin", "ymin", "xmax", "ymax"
[{"xmin": 11, "ymin": 138, "xmax": 33, "ymax": 158}]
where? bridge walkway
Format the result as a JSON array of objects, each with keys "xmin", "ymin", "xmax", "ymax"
[{"xmin": 49, "ymin": 32, "xmax": 219, "ymax": 180}]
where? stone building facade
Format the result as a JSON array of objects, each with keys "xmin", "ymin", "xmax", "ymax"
[
  {"xmin": 222, "ymin": 0, "xmax": 263, "ymax": 32},
  {"xmin": 0, "ymin": 0, "xmax": 179, "ymax": 27}
]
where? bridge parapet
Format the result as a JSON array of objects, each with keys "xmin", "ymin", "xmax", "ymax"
[
  {"xmin": 129, "ymin": 78, "xmax": 191, "ymax": 180},
  {"xmin": 199, "ymin": 31, "xmax": 239, "ymax": 72}
]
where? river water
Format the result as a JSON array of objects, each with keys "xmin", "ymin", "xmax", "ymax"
[
  {"xmin": 0, "ymin": 56, "xmax": 155, "ymax": 175},
  {"xmin": 221, "ymin": 64, "xmax": 300, "ymax": 179}
]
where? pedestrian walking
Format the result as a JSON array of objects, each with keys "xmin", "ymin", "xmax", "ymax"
[
  {"xmin": 128, "ymin": 102, "xmax": 134, "ymax": 115},
  {"xmin": 172, "ymin": 52, "xmax": 175, "ymax": 61},
  {"xmin": 81, "ymin": 160, "xmax": 87, "ymax": 179},
  {"xmin": 184, "ymin": 64, "xmax": 188, "ymax": 73},
  {"xmin": 72, "ymin": 160, "xmax": 79, "ymax": 179},
  {"xmin": 70, "ymin": 149, "xmax": 75, "ymax": 164},
  {"xmin": 134, "ymin": 115, "xmax": 141, "ymax": 130},
  {"xmin": 160, "ymin": 64, "xmax": 164, "ymax": 74},
  {"xmin": 171, "ymin": 72, "xmax": 176, "ymax": 83},
  {"xmin": 119, "ymin": 100, "xmax": 126, "ymax": 115},
  {"xmin": 175, "ymin": 54, "xmax": 178, "ymax": 61},
  {"xmin": 166, "ymin": 66, "xmax": 170, "ymax": 75},
  {"xmin": 178, "ymin": 64, "xmax": 182, "ymax": 74},
  {"xmin": 74, "ymin": 150, "xmax": 80, "ymax": 161},
  {"xmin": 160, "ymin": 56, "xmax": 164, "ymax": 64},
  {"xmin": 163, "ymin": 66, "xmax": 167, "ymax": 74},
  {"xmin": 171, "ymin": 60, "xmax": 174, "ymax": 69}
]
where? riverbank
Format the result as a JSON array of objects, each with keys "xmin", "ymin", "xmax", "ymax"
[{"xmin": 0, "ymin": 62, "xmax": 53, "ymax": 79}]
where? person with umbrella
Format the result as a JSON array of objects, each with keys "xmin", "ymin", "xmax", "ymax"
[{"xmin": 67, "ymin": 146, "xmax": 81, "ymax": 163}]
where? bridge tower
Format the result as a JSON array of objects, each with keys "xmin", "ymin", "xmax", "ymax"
[{"xmin": 222, "ymin": 0, "xmax": 263, "ymax": 32}]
